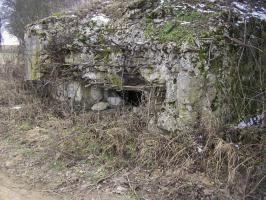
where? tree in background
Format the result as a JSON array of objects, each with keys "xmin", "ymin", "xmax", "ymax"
[
  {"xmin": 0, "ymin": 18, "xmax": 2, "ymax": 45},
  {"xmin": 0, "ymin": 0, "xmax": 84, "ymax": 45},
  {"xmin": 1, "ymin": 0, "xmax": 51, "ymax": 45}
]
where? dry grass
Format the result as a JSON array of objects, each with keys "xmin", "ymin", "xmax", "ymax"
[
  {"xmin": 0, "ymin": 55, "xmax": 266, "ymax": 200},
  {"xmin": 138, "ymin": 132, "xmax": 197, "ymax": 169}
]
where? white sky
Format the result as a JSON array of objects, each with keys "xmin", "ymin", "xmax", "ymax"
[
  {"xmin": 0, "ymin": 0, "xmax": 19, "ymax": 45},
  {"xmin": 2, "ymin": 31, "xmax": 19, "ymax": 45}
]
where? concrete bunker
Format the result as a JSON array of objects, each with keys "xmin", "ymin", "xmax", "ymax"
[{"xmin": 24, "ymin": 1, "xmax": 266, "ymax": 133}]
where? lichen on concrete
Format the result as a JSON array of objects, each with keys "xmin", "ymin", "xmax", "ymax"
[{"xmin": 24, "ymin": 0, "xmax": 266, "ymax": 133}]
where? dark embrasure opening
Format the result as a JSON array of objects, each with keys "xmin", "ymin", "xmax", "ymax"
[{"xmin": 117, "ymin": 90, "xmax": 144, "ymax": 106}]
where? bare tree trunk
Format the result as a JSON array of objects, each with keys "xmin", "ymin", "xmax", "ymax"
[{"xmin": 0, "ymin": 18, "xmax": 2, "ymax": 46}]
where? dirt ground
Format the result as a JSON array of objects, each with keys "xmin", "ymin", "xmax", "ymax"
[
  {"xmin": 0, "ymin": 170, "xmax": 131, "ymax": 200},
  {"xmin": 0, "ymin": 108, "xmax": 134, "ymax": 200},
  {"xmin": 0, "ymin": 171, "xmax": 62, "ymax": 200}
]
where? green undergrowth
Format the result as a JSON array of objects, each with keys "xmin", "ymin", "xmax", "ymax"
[{"xmin": 18, "ymin": 121, "xmax": 33, "ymax": 131}]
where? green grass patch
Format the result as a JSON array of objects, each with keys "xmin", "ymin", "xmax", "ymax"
[
  {"xmin": 18, "ymin": 121, "xmax": 33, "ymax": 131},
  {"xmin": 20, "ymin": 148, "xmax": 35, "ymax": 158},
  {"xmin": 49, "ymin": 161, "xmax": 65, "ymax": 171}
]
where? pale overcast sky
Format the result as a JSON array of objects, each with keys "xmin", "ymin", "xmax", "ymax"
[
  {"xmin": 2, "ymin": 31, "xmax": 19, "ymax": 45},
  {"xmin": 0, "ymin": 0, "xmax": 19, "ymax": 45}
]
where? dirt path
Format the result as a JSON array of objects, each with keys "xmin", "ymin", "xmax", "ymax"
[
  {"xmin": 0, "ymin": 172, "xmax": 63, "ymax": 200},
  {"xmin": 0, "ymin": 171, "xmax": 131, "ymax": 200}
]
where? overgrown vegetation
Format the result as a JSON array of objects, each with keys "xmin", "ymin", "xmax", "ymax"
[
  {"xmin": 0, "ymin": 56, "xmax": 265, "ymax": 199},
  {"xmin": 0, "ymin": 1, "xmax": 266, "ymax": 199},
  {"xmin": 205, "ymin": 17, "xmax": 266, "ymax": 122}
]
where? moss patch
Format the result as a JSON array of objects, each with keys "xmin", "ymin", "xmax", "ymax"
[
  {"xmin": 145, "ymin": 19, "xmax": 194, "ymax": 44},
  {"xmin": 175, "ymin": 10, "xmax": 209, "ymax": 22},
  {"xmin": 145, "ymin": 9, "xmax": 215, "ymax": 44},
  {"xmin": 108, "ymin": 73, "xmax": 123, "ymax": 88},
  {"xmin": 29, "ymin": 48, "xmax": 41, "ymax": 80}
]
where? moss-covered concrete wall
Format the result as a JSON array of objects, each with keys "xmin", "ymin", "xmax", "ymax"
[
  {"xmin": 25, "ymin": 36, "xmax": 41, "ymax": 80},
  {"xmin": 25, "ymin": 0, "xmax": 266, "ymax": 133}
]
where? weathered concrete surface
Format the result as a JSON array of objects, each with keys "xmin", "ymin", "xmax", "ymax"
[{"xmin": 24, "ymin": 0, "xmax": 266, "ymax": 133}]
